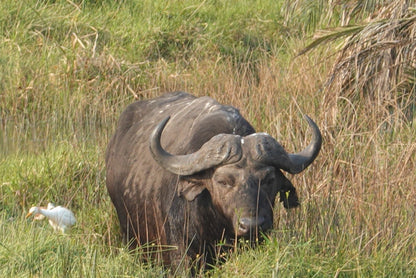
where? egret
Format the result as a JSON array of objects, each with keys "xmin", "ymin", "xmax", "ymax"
[
  {"xmin": 32, "ymin": 203, "xmax": 55, "ymax": 220},
  {"xmin": 26, "ymin": 203, "xmax": 76, "ymax": 233}
]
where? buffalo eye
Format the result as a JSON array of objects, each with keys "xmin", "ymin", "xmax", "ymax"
[
  {"xmin": 217, "ymin": 180, "xmax": 231, "ymax": 188},
  {"xmin": 260, "ymin": 169, "xmax": 277, "ymax": 188},
  {"xmin": 264, "ymin": 175, "xmax": 276, "ymax": 185},
  {"xmin": 217, "ymin": 180, "xmax": 227, "ymax": 186},
  {"xmin": 215, "ymin": 175, "xmax": 235, "ymax": 188}
]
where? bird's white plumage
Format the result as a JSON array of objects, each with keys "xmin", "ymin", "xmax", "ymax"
[{"xmin": 26, "ymin": 203, "xmax": 76, "ymax": 233}]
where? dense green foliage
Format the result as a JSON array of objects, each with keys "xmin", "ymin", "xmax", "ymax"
[{"xmin": 1, "ymin": 0, "xmax": 415, "ymax": 276}]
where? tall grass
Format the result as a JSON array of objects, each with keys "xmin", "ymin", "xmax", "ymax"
[{"xmin": 1, "ymin": 0, "xmax": 416, "ymax": 276}]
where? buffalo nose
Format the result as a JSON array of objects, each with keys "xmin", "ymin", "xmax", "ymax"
[{"xmin": 238, "ymin": 216, "xmax": 265, "ymax": 234}]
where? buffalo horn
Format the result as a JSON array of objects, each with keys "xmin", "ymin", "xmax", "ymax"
[
  {"xmin": 149, "ymin": 116, "xmax": 242, "ymax": 176},
  {"xmin": 278, "ymin": 115, "xmax": 322, "ymax": 174}
]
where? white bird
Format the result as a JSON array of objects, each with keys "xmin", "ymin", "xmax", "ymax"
[
  {"xmin": 31, "ymin": 203, "xmax": 55, "ymax": 220},
  {"xmin": 26, "ymin": 203, "xmax": 76, "ymax": 233}
]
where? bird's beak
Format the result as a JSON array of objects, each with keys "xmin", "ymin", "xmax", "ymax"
[{"xmin": 26, "ymin": 212, "xmax": 33, "ymax": 218}]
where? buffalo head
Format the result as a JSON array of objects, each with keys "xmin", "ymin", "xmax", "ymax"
[{"xmin": 149, "ymin": 115, "xmax": 322, "ymax": 238}]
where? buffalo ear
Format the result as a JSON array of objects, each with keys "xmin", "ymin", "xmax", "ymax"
[
  {"xmin": 280, "ymin": 187, "xmax": 300, "ymax": 209},
  {"xmin": 178, "ymin": 178, "xmax": 206, "ymax": 201},
  {"xmin": 279, "ymin": 178, "xmax": 300, "ymax": 209},
  {"xmin": 275, "ymin": 171, "xmax": 300, "ymax": 209}
]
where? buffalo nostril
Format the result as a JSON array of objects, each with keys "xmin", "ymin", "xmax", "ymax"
[
  {"xmin": 238, "ymin": 223, "xmax": 249, "ymax": 234},
  {"xmin": 238, "ymin": 216, "xmax": 265, "ymax": 234},
  {"xmin": 238, "ymin": 218, "xmax": 250, "ymax": 233}
]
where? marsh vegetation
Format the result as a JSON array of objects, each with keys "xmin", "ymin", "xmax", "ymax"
[{"xmin": 1, "ymin": 0, "xmax": 415, "ymax": 276}]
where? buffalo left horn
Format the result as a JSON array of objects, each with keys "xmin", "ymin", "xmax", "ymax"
[{"xmin": 149, "ymin": 116, "xmax": 242, "ymax": 176}]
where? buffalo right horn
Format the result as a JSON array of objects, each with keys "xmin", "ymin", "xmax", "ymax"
[{"xmin": 149, "ymin": 117, "xmax": 242, "ymax": 176}]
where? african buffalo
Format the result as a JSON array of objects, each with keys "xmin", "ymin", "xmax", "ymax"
[{"xmin": 105, "ymin": 91, "xmax": 321, "ymax": 268}]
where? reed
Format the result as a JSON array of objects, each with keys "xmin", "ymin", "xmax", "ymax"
[{"xmin": 1, "ymin": 0, "xmax": 415, "ymax": 276}]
